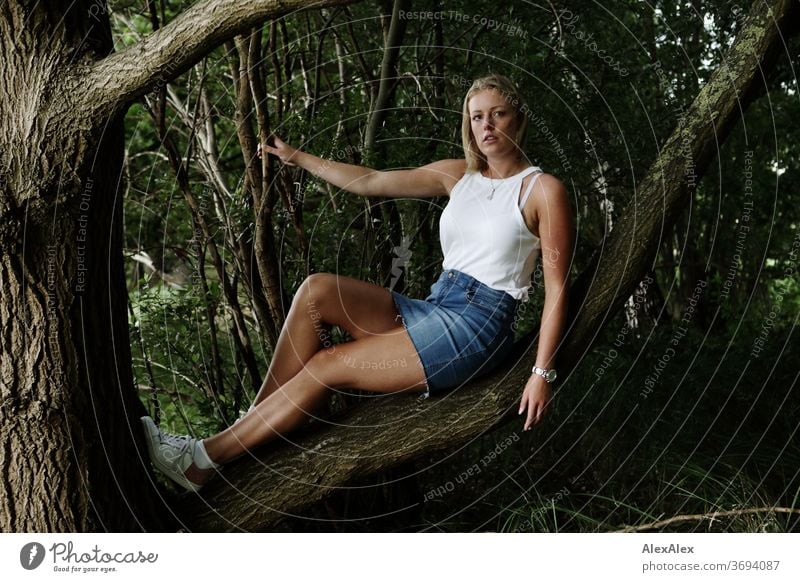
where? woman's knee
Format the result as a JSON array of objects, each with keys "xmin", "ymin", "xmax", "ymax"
[
  {"xmin": 292, "ymin": 273, "xmax": 399, "ymax": 339},
  {"xmin": 293, "ymin": 272, "xmax": 336, "ymax": 313}
]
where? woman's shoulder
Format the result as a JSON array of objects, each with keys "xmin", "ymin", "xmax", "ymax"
[
  {"xmin": 529, "ymin": 171, "xmax": 567, "ymax": 195},
  {"xmin": 520, "ymin": 171, "xmax": 568, "ymax": 210}
]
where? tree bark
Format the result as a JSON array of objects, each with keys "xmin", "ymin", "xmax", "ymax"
[
  {"xmin": 363, "ymin": 0, "xmax": 411, "ymax": 155},
  {"xmin": 177, "ymin": 0, "xmax": 799, "ymax": 531},
  {"xmin": 0, "ymin": 1, "xmax": 166, "ymax": 531},
  {"xmin": 182, "ymin": 378, "xmax": 521, "ymax": 531},
  {"xmin": 361, "ymin": 0, "xmax": 409, "ymax": 285},
  {"xmin": 248, "ymin": 29, "xmax": 293, "ymax": 333},
  {"xmin": 226, "ymin": 39, "xmax": 281, "ymax": 348},
  {"xmin": 0, "ymin": 0, "xmax": 361, "ymax": 532}
]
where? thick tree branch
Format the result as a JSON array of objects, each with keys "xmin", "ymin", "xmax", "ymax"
[
  {"xmin": 169, "ymin": 0, "xmax": 799, "ymax": 532},
  {"xmin": 82, "ymin": 0, "xmax": 361, "ymax": 117},
  {"xmin": 179, "ymin": 347, "xmax": 535, "ymax": 531}
]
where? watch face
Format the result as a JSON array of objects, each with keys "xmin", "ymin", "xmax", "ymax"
[{"xmin": 545, "ymin": 369, "xmax": 557, "ymax": 382}]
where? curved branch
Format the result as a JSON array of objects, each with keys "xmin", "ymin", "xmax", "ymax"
[
  {"xmin": 178, "ymin": 338, "xmax": 537, "ymax": 531},
  {"xmin": 83, "ymin": 0, "xmax": 361, "ymax": 117}
]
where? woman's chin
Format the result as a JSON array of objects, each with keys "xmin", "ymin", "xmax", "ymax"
[{"xmin": 479, "ymin": 142, "xmax": 510, "ymax": 157}]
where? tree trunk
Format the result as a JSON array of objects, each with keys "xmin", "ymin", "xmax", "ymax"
[
  {"xmin": 0, "ymin": 0, "xmax": 361, "ymax": 532},
  {"xmin": 177, "ymin": 0, "xmax": 799, "ymax": 531},
  {"xmin": 0, "ymin": 1, "xmax": 165, "ymax": 531}
]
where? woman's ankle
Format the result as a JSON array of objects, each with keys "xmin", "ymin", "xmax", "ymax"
[
  {"xmin": 192, "ymin": 439, "xmax": 220, "ymax": 469},
  {"xmin": 184, "ymin": 462, "xmax": 216, "ymax": 487}
]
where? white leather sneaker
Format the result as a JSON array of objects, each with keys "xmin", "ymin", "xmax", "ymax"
[{"xmin": 140, "ymin": 416, "xmax": 217, "ymax": 492}]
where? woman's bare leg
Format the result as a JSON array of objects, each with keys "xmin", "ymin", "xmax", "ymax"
[
  {"xmin": 200, "ymin": 326, "xmax": 427, "ymax": 473},
  {"xmin": 247, "ymin": 273, "xmax": 403, "ymax": 409},
  {"xmin": 149, "ymin": 272, "xmax": 427, "ymax": 488}
]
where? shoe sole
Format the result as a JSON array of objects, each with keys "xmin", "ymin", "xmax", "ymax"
[{"xmin": 140, "ymin": 416, "xmax": 201, "ymax": 493}]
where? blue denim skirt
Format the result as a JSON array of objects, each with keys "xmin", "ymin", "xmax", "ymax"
[{"xmin": 388, "ymin": 268, "xmax": 520, "ymax": 398}]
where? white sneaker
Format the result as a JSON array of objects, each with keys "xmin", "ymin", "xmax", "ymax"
[{"xmin": 140, "ymin": 416, "xmax": 216, "ymax": 492}]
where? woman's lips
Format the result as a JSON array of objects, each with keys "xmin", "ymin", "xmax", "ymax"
[{"xmin": 484, "ymin": 136, "xmax": 497, "ymax": 143}]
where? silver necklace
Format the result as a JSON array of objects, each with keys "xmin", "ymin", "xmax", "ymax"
[
  {"xmin": 485, "ymin": 166, "xmax": 514, "ymax": 200},
  {"xmin": 486, "ymin": 163, "xmax": 528, "ymax": 199}
]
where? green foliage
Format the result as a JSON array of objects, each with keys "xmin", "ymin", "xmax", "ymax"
[{"xmin": 130, "ymin": 280, "xmax": 246, "ymax": 435}]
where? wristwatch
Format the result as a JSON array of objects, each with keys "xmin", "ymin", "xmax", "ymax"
[{"xmin": 531, "ymin": 366, "xmax": 557, "ymax": 383}]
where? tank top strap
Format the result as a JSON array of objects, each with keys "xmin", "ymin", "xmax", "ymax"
[
  {"xmin": 517, "ymin": 166, "xmax": 541, "ymax": 180},
  {"xmin": 517, "ymin": 166, "xmax": 543, "ymax": 209}
]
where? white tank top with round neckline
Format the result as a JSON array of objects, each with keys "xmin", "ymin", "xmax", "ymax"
[{"xmin": 439, "ymin": 165, "xmax": 543, "ymax": 302}]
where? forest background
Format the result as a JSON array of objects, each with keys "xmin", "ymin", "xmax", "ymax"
[{"xmin": 1, "ymin": 0, "xmax": 798, "ymax": 532}]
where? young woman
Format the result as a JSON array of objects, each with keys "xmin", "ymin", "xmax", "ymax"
[{"xmin": 141, "ymin": 73, "xmax": 574, "ymax": 492}]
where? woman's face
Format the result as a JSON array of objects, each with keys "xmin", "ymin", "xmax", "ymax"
[{"xmin": 468, "ymin": 89, "xmax": 519, "ymax": 160}]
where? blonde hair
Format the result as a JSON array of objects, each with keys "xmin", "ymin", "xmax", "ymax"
[{"xmin": 460, "ymin": 74, "xmax": 529, "ymax": 173}]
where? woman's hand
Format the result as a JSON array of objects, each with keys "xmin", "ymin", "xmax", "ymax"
[
  {"xmin": 257, "ymin": 134, "xmax": 300, "ymax": 166},
  {"xmin": 519, "ymin": 374, "xmax": 552, "ymax": 431}
]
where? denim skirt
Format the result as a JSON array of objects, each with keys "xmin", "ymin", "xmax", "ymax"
[{"xmin": 388, "ymin": 268, "xmax": 520, "ymax": 398}]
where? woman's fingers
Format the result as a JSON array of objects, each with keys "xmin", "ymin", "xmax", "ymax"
[
  {"xmin": 526, "ymin": 403, "xmax": 537, "ymax": 431},
  {"xmin": 519, "ymin": 400, "xmax": 528, "ymax": 430},
  {"xmin": 521, "ymin": 395, "xmax": 533, "ymax": 430},
  {"xmin": 522, "ymin": 398, "xmax": 548, "ymax": 430},
  {"xmin": 256, "ymin": 136, "xmax": 281, "ymax": 158},
  {"xmin": 256, "ymin": 135, "xmax": 298, "ymax": 166},
  {"xmin": 520, "ymin": 389, "xmax": 536, "ymax": 430}
]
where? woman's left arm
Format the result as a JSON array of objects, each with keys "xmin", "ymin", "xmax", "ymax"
[{"xmin": 519, "ymin": 174, "xmax": 575, "ymax": 431}]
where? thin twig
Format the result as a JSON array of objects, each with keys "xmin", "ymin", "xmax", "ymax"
[{"xmin": 616, "ymin": 506, "xmax": 800, "ymax": 532}]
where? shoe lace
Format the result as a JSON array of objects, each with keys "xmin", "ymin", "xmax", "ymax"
[{"xmin": 159, "ymin": 432, "xmax": 194, "ymax": 466}]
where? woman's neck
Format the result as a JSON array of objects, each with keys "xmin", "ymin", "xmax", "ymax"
[{"xmin": 482, "ymin": 156, "xmax": 528, "ymax": 179}]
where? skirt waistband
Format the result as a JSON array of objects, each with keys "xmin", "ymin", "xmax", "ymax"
[{"xmin": 436, "ymin": 269, "xmax": 518, "ymax": 307}]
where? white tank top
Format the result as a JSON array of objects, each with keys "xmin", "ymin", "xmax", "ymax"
[{"xmin": 440, "ymin": 166, "xmax": 543, "ymax": 302}]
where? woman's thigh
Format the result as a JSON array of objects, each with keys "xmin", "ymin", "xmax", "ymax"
[
  {"xmin": 307, "ymin": 326, "xmax": 428, "ymax": 394},
  {"xmin": 296, "ymin": 273, "xmax": 400, "ymax": 340}
]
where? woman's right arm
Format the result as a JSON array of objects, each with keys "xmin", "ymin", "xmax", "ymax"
[{"xmin": 260, "ymin": 136, "xmax": 464, "ymax": 198}]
